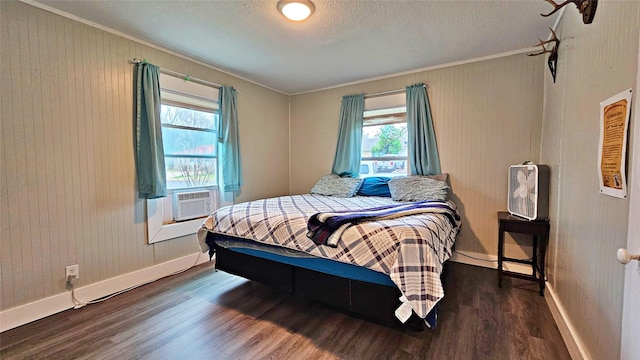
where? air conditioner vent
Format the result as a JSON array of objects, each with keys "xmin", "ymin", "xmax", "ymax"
[
  {"xmin": 173, "ymin": 190, "xmax": 216, "ymax": 221},
  {"xmin": 177, "ymin": 191, "xmax": 210, "ymax": 201}
]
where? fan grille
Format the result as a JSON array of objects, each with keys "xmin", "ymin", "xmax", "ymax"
[
  {"xmin": 508, "ymin": 167, "xmax": 537, "ymax": 219},
  {"xmin": 507, "ymin": 164, "xmax": 552, "ymax": 220}
]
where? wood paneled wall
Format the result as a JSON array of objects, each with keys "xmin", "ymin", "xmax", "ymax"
[
  {"xmin": 0, "ymin": 2, "xmax": 289, "ymax": 310},
  {"xmin": 540, "ymin": 3, "xmax": 640, "ymax": 360},
  {"xmin": 289, "ymin": 54, "xmax": 545, "ymax": 257}
]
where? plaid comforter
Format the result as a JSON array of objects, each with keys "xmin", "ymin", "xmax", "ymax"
[{"xmin": 197, "ymin": 194, "xmax": 461, "ymax": 319}]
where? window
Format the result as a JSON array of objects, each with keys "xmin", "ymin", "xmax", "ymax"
[
  {"xmin": 161, "ymin": 105, "xmax": 217, "ymax": 190},
  {"xmin": 160, "ymin": 75, "xmax": 218, "ymax": 190},
  {"xmin": 147, "ymin": 73, "xmax": 220, "ymax": 244},
  {"xmin": 361, "ymin": 93, "xmax": 408, "ymax": 178}
]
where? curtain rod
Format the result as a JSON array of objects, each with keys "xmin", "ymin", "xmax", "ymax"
[
  {"xmin": 129, "ymin": 58, "xmax": 228, "ymax": 91},
  {"xmin": 365, "ymin": 88, "xmax": 404, "ymax": 99},
  {"xmin": 340, "ymin": 84, "xmax": 429, "ymax": 100}
]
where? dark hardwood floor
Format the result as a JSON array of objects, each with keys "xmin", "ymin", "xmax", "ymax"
[{"xmin": 1, "ymin": 261, "xmax": 570, "ymax": 360}]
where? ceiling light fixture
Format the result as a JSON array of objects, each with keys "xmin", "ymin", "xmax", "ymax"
[{"xmin": 277, "ymin": 0, "xmax": 315, "ymax": 21}]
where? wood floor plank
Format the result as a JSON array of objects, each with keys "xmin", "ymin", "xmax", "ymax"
[
  {"xmin": 275, "ymin": 309, "xmax": 356, "ymax": 360},
  {"xmin": 0, "ymin": 262, "xmax": 571, "ymax": 360},
  {"xmin": 475, "ymin": 287, "xmax": 509, "ymax": 359}
]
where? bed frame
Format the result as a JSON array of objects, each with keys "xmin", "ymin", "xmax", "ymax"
[{"xmin": 206, "ymin": 232, "xmax": 427, "ymax": 331}]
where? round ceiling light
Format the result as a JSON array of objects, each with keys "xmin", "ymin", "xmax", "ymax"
[{"xmin": 277, "ymin": 0, "xmax": 315, "ymax": 21}]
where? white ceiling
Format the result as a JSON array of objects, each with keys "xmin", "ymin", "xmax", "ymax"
[{"xmin": 33, "ymin": 0, "xmax": 560, "ymax": 94}]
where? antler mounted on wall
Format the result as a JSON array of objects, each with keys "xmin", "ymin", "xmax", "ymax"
[
  {"xmin": 541, "ymin": 0, "xmax": 598, "ymax": 24},
  {"xmin": 528, "ymin": 28, "xmax": 560, "ymax": 83}
]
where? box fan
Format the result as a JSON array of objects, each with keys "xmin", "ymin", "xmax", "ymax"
[{"xmin": 507, "ymin": 162, "xmax": 550, "ymax": 220}]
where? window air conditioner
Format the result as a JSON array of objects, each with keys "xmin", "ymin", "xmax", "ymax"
[{"xmin": 173, "ymin": 190, "xmax": 215, "ymax": 221}]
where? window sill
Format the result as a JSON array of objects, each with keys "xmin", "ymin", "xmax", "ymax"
[{"xmin": 146, "ymin": 188, "xmax": 216, "ymax": 244}]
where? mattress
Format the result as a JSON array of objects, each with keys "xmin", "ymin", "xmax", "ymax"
[{"xmin": 210, "ymin": 234, "xmax": 396, "ymax": 286}]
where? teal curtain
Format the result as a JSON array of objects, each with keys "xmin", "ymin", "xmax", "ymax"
[
  {"xmin": 406, "ymin": 83, "xmax": 441, "ymax": 176},
  {"xmin": 218, "ymin": 86, "xmax": 243, "ymax": 193},
  {"xmin": 331, "ymin": 94, "xmax": 364, "ymax": 177},
  {"xmin": 134, "ymin": 63, "xmax": 166, "ymax": 199}
]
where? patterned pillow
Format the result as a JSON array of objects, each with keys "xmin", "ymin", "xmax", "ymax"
[
  {"xmin": 388, "ymin": 175, "xmax": 450, "ymax": 201},
  {"xmin": 426, "ymin": 173, "xmax": 449, "ymax": 183},
  {"xmin": 310, "ymin": 174, "xmax": 363, "ymax": 197}
]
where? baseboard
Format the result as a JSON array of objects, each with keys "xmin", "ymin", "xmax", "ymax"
[
  {"xmin": 0, "ymin": 252, "xmax": 211, "ymax": 333},
  {"xmin": 451, "ymin": 251, "xmax": 587, "ymax": 360},
  {"xmin": 545, "ymin": 284, "xmax": 589, "ymax": 360},
  {"xmin": 450, "ymin": 250, "xmax": 533, "ymax": 275}
]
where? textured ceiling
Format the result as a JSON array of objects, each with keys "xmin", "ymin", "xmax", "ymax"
[{"xmin": 33, "ymin": 0, "xmax": 560, "ymax": 94}]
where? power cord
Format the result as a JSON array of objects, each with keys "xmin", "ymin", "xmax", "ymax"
[
  {"xmin": 67, "ymin": 253, "xmax": 203, "ymax": 309},
  {"xmin": 454, "ymin": 250, "xmax": 497, "ymax": 262},
  {"xmin": 453, "ymin": 250, "xmax": 533, "ymax": 263}
]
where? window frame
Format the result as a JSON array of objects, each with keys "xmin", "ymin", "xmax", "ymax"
[
  {"xmin": 146, "ymin": 73, "xmax": 220, "ymax": 244},
  {"xmin": 160, "ymin": 104, "xmax": 218, "ymax": 192},
  {"xmin": 361, "ymin": 94, "xmax": 409, "ymax": 178}
]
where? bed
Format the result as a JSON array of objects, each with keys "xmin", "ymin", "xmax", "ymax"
[{"xmin": 196, "ymin": 176, "xmax": 461, "ymax": 330}]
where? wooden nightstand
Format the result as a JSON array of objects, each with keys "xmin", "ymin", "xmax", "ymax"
[{"xmin": 497, "ymin": 211, "xmax": 550, "ymax": 296}]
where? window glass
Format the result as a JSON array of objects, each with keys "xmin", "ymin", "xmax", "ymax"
[
  {"xmin": 160, "ymin": 121, "xmax": 216, "ymax": 157},
  {"xmin": 361, "ymin": 106, "xmax": 408, "ymax": 178},
  {"xmin": 159, "ymin": 74, "xmax": 218, "ymax": 191},
  {"xmin": 160, "ymin": 102, "xmax": 216, "ymax": 129},
  {"xmin": 160, "ymin": 105, "xmax": 217, "ymax": 190},
  {"xmin": 164, "ymin": 157, "xmax": 216, "ymax": 189}
]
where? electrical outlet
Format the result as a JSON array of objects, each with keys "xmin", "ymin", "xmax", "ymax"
[{"xmin": 65, "ymin": 264, "xmax": 79, "ymax": 281}]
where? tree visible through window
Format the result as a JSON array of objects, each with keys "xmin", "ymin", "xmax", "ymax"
[
  {"xmin": 371, "ymin": 125, "xmax": 406, "ymax": 156},
  {"xmin": 161, "ymin": 104, "xmax": 217, "ymax": 190},
  {"xmin": 361, "ymin": 106, "xmax": 408, "ymax": 178}
]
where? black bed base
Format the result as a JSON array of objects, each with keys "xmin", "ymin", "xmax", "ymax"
[{"xmin": 209, "ymin": 237, "xmax": 426, "ymax": 331}]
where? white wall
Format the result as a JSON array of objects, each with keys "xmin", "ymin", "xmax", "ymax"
[
  {"xmin": 0, "ymin": 1, "xmax": 289, "ymax": 311},
  {"xmin": 290, "ymin": 54, "xmax": 545, "ymax": 260},
  {"xmin": 540, "ymin": 3, "xmax": 640, "ymax": 359}
]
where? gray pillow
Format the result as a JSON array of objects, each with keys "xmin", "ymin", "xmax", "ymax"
[
  {"xmin": 388, "ymin": 175, "xmax": 450, "ymax": 201},
  {"xmin": 426, "ymin": 173, "xmax": 449, "ymax": 184},
  {"xmin": 310, "ymin": 174, "xmax": 363, "ymax": 197}
]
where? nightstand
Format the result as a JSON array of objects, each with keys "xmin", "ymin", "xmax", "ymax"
[{"xmin": 497, "ymin": 211, "xmax": 550, "ymax": 296}]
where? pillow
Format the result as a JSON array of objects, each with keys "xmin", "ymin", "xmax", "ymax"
[
  {"xmin": 356, "ymin": 177, "xmax": 392, "ymax": 197},
  {"xmin": 310, "ymin": 174, "xmax": 363, "ymax": 197},
  {"xmin": 388, "ymin": 175, "xmax": 450, "ymax": 201},
  {"xmin": 426, "ymin": 173, "xmax": 449, "ymax": 184}
]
